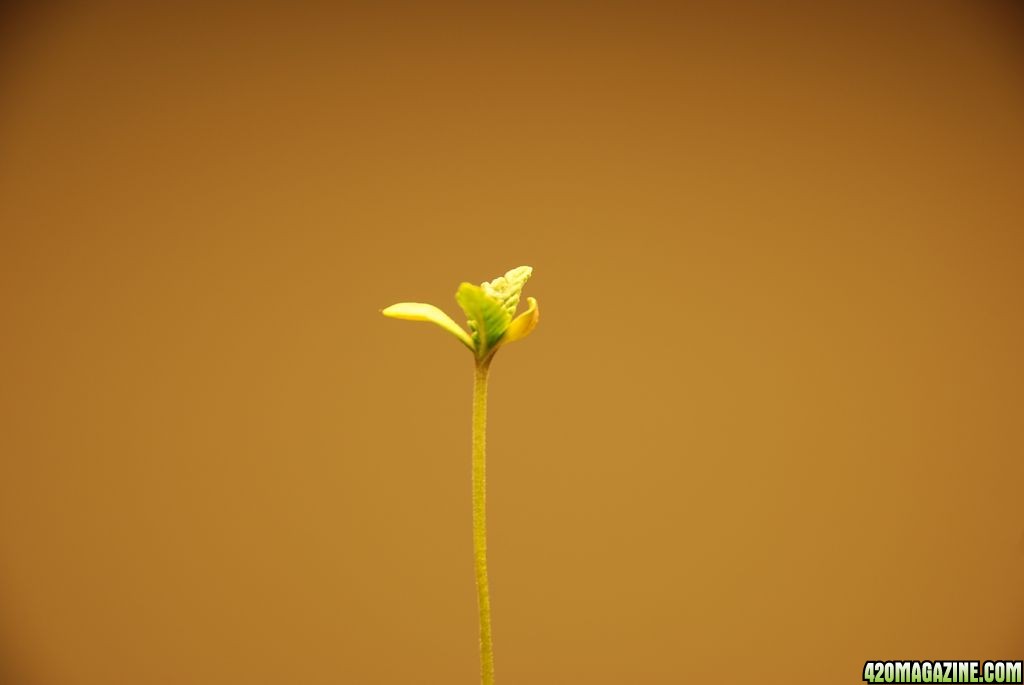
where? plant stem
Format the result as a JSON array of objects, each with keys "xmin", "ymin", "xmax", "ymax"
[{"xmin": 472, "ymin": 358, "xmax": 495, "ymax": 685}]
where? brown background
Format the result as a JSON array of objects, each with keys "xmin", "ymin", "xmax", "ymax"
[{"xmin": 1, "ymin": 1, "xmax": 1022, "ymax": 683}]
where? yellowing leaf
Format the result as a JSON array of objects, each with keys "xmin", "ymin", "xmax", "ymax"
[
  {"xmin": 502, "ymin": 296, "xmax": 539, "ymax": 344},
  {"xmin": 456, "ymin": 283, "xmax": 511, "ymax": 358},
  {"xmin": 381, "ymin": 302, "xmax": 474, "ymax": 351},
  {"xmin": 382, "ymin": 267, "xmax": 539, "ymax": 363}
]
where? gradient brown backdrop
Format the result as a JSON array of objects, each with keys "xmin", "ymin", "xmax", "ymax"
[{"xmin": 1, "ymin": 2, "xmax": 1022, "ymax": 683}]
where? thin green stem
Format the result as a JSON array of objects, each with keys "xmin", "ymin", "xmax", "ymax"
[{"xmin": 472, "ymin": 358, "xmax": 495, "ymax": 685}]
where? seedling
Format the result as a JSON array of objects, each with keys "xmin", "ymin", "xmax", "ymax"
[{"xmin": 382, "ymin": 266, "xmax": 540, "ymax": 685}]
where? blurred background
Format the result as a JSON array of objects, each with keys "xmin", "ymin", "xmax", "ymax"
[{"xmin": 1, "ymin": 1, "xmax": 1022, "ymax": 683}]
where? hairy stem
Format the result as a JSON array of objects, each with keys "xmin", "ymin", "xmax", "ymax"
[{"xmin": 472, "ymin": 359, "xmax": 495, "ymax": 685}]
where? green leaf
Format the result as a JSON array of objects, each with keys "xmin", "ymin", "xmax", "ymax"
[
  {"xmin": 502, "ymin": 296, "xmax": 539, "ymax": 344},
  {"xmin": 481, "ymin": 266, "xmax": 532, "ymax": 320},
  {"xmin": 456, "ymin": 283, "xmax": 511, "ymax": 357},
  {"xmin": 381, "ymin": 302, "xmax": 474, "ymax": 351}
]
